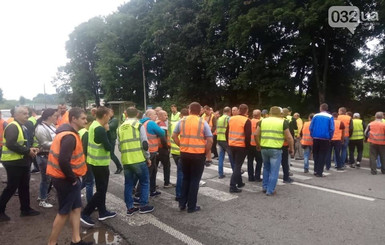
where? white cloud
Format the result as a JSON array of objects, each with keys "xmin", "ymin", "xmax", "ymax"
[{"xmin": 0, "ymin": 0, "xmax": 127, "ymax": 100}]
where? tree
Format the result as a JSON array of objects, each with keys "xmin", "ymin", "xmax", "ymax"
[
  {"xmin": 19, "ymin": 96, "xmax": 27, "ymax": 105},
  {"xmin": 0, "ymin": 88, "xmax": 3, "ymax": 103}
]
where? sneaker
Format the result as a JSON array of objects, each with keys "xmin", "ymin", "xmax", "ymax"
[
  {"xmin": 205, "ymin": 161, "xmax": 212, "ymax": 167},
  {"xmin": 218, "ymin": 175, "xmax": 226, "ymax": 179},
  {"xmin": 70, "ymin": 240, "xmax": 93, "ymax": 245},
  {"xmin": 262, "ymin": 189, "xmax": 267, "ymax": 193},
  {"xmin": 289, "ymin": 172, "xmax": 293, "ymax": 176},
  {"xmin": 163, "ymin": 184, "xmax": 174, "ymax": 188},
  {"xmin": 229, "ymin": 187, "xmax": 242, "ymax": 193},
  {"xmin": 283, "ymin": 178, "xmax": 294, "ymax": 184},
  {"xmin": 237, "ymin": 183, "xmax": 245, "ymax": 188},
  {"xmin": 199, "ymin": 181, "xmax": 206, "ymax": 187},
  {"xmin": 356, "ymin": 163, "xmax": 361, "ymax": 168},
  {"xmin": 20, "ymin": 208, "xmax": 40, "ymax": 217},
  {"xmin": 139, "ymin": 205, "xmax": 154, "ymax": 214},
  {"xmin": 304, "ymin": 169, "xmax": 309, "ymax": 173},
  {"xmin": 150, "ymin": 191, "xmax": 161, "ymax": 197},
  {"xmin": 133, "ymin": 197, "xmax": 140, "ymax": 206},
  {"xmin": 336, "ymin": 168, "xmax": 344, "ymax": 171},
  {"xmin": 266, "ymin": 190, "xmax": 277, "ymax": 196},
  {"xmin": 98, "ymin": 210, "xmax": 117, "ymax": 221},
  {"xmin": 350, "ymin": 164, "xmax": 355, "ymax": 168},
  {"xmin": 80, "ymin": 214, "xmax": 95, "ymax": 226},
  {"xmin": 31, "ymin": 169, "xmax": 40, "ymax": 174},
  {"xmin": 39, "ymin": 200, "xmax": 53, "ymax": 208},
  {"xmin": 0, "ymin": 213, "xmax": 10, "ymax": 222},
  {"xmin": 127, "ymin": 207, "xmax": 139, "ymax": 216}
]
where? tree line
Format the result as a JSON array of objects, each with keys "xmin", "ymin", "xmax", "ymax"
[{"xmin": 52, "ymin": 0, "xmax": 385, "ymax": 117}]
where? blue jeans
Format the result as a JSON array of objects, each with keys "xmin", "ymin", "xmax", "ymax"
[
  {"xmin": 124, "ymin": 162, "xmax": 149, "ymax": 209},
  {"xmin": 341, "ymin": 137, "xmax": 349, "ymax": 165},
  {"xmin": 218, "ymin": 141, "xmax": 235, "ymax": 176},
  {"xmin": 81, "ymin": 163, "xmax": 94, "ymax": 203},
  {"xmin": 327, "ymin": 141, "xmax": 342, "ymax": 169},
  {"xmin": 261, "ymin": 149, "xmax": 282, "ymax": 195},
  {"xmin": 303, "ymin": 146, "xmax": 312, "ymax": 170},
  {"xmin": 36, "ymin": 155, "xmax": 51, "ymax": 200},
  {"xmin": 172, "ymin": 154, "xmax": 183, "ymax": 199},
  {"xmin": 377, "ymin": 156, "xmax": 381, "ymax": 168}
]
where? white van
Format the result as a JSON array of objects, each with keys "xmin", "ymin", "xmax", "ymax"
[{"xmin": 1, "ymin": 109, "xmax": 11, "ymax": 121}]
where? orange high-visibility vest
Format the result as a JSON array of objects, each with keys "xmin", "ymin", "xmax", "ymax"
[
  {"xmin": 337, "ymin": 115, "xmax": 351, "ymax": 137},
  {"xmin": 250, "ymin": 118, "xmax": 260, "ymax": 146},
  {"xmin": 6, "ymin": 117, "xmax": 14, "ymax": 124},
  {"xmin": 368, "ymin": 121, "xmax": 385, "ymax": 145},
  {"xmin": 180, "ymin": 115, "xmax": 206, "ymax": 154},
  {"xmin": 300, "ymin": 121, "xmax": 313, "ymax": 146},
  {"xmin": 46, "ymin": 131, "xmax": 86, "ymax": 179},
  {"xmin": 332, "ymin": 119, "xmax": 343, "ymax": 141},
  {"xmin": 57, "ymin": 111, "xmax": 69, "ymax": 127},
  {"xmin": 0, "ymin": 119, "xmax": 4, "ymax": 147},
  {"xmin": 143, "ymin": 120, "xmax": 159, "ymax": 153},
  {"xmin": 228, "ymin": 115, "xmax": 249, "ymax": 147}
]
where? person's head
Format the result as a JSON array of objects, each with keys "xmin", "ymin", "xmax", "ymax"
[
  {"xmin": 269, "ymin": 106, "xmax": 282, "ymax": 118},
  {"xmin": 287, "ymin": 106, "xmax": 292, "ymax": 115},
  {"xmin": 320, "ymin": 103, "xmax": 328, "ymax": 112},
  {"xmin": 14, "ymin": 106, "xmax": 29, "ymax": 125},
  {"xmin": 252, "ymin": 109, "xmax": 261, "ymax": 119},
  {"xmin": 231, "ymin": 107, "xmax": 238, "ymax": 116},
  {"xmin": 158, "ymin": 110, "xmax": 168, "ymax": 122},
  {"xmin": 332, "ymin": 112, "xmax": 338, "ymax": 119},
  {"xmin": 126, "ymin": 107, "xmax": 138, "ymax": 118},
  {"xmin": 145, "ymin": 109, "xmax": 157, "ymax": 121},
  {"xmin": 28, "ymin": 108, "xmax": 37, "ymax": 117},
  {"xmin": 338, "ymin": 107, "xmax": 346, "ymax": 115},
  {"xmin": 203, "ymin": 105, "xmax": 211, "ymax": 115},
  {"xmin": 10, "ymin": 107, "xmax": 15, "ymax": 117},
  {"xmin": 293, "ymin": 112, "xmax": 300, "ymax": 119},
  {"xmin": 58, "ymin": 104, "xmax": 67, "ymax": 116},
  {"xmin": 38, "ymin": 108, "xmax": 58, "ymax": 125},
  {"xmin": 136, "ymin": 110, "xmax": 143, "ymax": 120},
  {"xmin": 189, "ymin": 102, "xmax": 202, "ymax": 115},
  {"xmin": 69, "ymin": 107, "xmax": 87, "ymax": 131},
  {"xmin": 282, "ymin": 108, "xmax": 289, "ymax": 117},
  {"xmin": 308, "ymin": 113, "xmax": 315, "ymax": 121},
  {"xmin": 347, "ymin": 111, "xmax": 353, "ymax": 117},
  {"xmin": 154, "ymin": 107, "xmax": 162, "ymax": 114},
  {"xmin": 171, "ymin": 104, "xmax": 177, "ymax": 113},
  {"xmin": 375, "ymin": 112, "xmax": 384, "ymax": 120},
  {"xmin": 91, "ymin": 107, "xmax": 97, "ymax": 118},
  {"xmin": 261, "ymin": 109, "xmax": 268, "ymax": 118},
  {"xmin": 95, "ymin": 106, "xmax": 111, "ymax": 125},
  {"xmin": 353, "ymin": 113, "xmax": 360, "ymax": 119},
  {"xmin": 214, "ymin": 110, "xmax": 220, "ymax": 118},
  {"xmin": 223, "ymin": 107, "xmax": 231, "ymax": 116},
  {"xmin": 180, "ymin": 108, "xmax": 189, "ymax": 118},
  {"xmin": 239, "ymin": 104, "xmax": 248, "ymax": 116}
]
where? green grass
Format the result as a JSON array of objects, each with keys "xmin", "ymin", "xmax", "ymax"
[{"xmin": 363, "ymin": 142, "xmax": 369, "ymax": 158}]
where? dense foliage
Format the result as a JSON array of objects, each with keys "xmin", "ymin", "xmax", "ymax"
[{"xmin": 52, "ymin": 0, "xmax": 385, "ymax": 116}]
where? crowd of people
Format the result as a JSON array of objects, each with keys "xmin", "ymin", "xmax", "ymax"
[{"xmin": 0, "ymin": 101, "xmax": 384, "ymax": 245}]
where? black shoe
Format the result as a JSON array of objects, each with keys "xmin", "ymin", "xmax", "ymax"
[
  {"xmin": 255, "ymin": 178, "xmax": 263, "ymax": 182},
  {"xmin": 283, "ymin": 178, "xmax": 294, "ymax": 184},
  {"xmin": 31, "ymin": 169, "xmax": 40, "ymax": 174},
  {"xmin": 70, "ymin": 240, "xmax": 93, "ymax": 245},
  {"xmin": 315, "ymin": 174, "xmax": 326, "ymax": 177},
  {"xmin": 262, "ymin": 189, "xmax": 267, "ymax": 193},
  {"xmin": 114, "ymin": 168, "xmax": 123, "ymax": 174},
  {"xmin": 20, "ymin": 209, "xmax": 40, "ymax": 217},
  {"xmin": 237, "ymin": 183, "xmax": 245, "ymax": 188},
  {"xmin": 218, "ymin": 175, "xmax": 226, "ymax": 179},
  {"xmin": 175, "ymin": 197, "xmax": 181, "ymax": 202},
  {"xmin": 98, "ymin": 210, "xmax": 117, "ymax": 221},
  {"xmin": 304, "ymin": 169, "xmax": 309, "ymax": 173},
  {"xmin": 179, "ymin": 206, "xmax": 186, "ymax": 211},
  {"xmin": 80, "ymin": 214, "xmax": 95, "ymax": 227},
  {"xmin": 356, "ymin": 163, "xmax": 361, "ymax": 168},
  {"xmin": 350, "ymin": 164, "xmax": 355, "ymax": 168},
  {"xmin": 289, "ymin": 172, "xmax": 293, "ymax": 176},
  {"xmin": 248, "ymin": 178, "xmax": 256, "ymax": 182},
  {"xmin": 150, "ymin": 191, "xmax": 161, "ymax": 197},
  {"xmin": 187, "ymin": 206, "xmax": 201, "ymax": 213},
  {"xmin": 372, "ymin": 171, "xmax": 377, "ymax": 175},
  {"xmin": 205, "ymin": 161, "xmax": 212, "ymax": 167},
  {"xmin": 0, "ymin": 213, "xmax": 10, "ymax": 222},
  {"xmin": 229, "ymin": 187, "xmax": 242, "ymax": 193}
]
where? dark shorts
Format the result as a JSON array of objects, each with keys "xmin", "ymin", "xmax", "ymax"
[{"xmin": 52, "ymin": 178, "xmax": 82, "ymax": 215}]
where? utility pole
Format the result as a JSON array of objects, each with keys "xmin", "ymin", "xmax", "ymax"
[{"xmin": 141, "ymin": 52, "xmax": 147, "ymax": 110}]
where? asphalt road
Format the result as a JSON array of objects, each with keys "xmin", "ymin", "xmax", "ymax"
[
  {"xmin": 97, "ymin": 148, "xmax": 385, "ymax": 245},
  {"xmin": 1, "ymin": 147, "xmax": 385, "ymax": 245}
]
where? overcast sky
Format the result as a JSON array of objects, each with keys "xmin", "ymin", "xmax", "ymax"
[{"xmin": 0, "ymin": 0, "xmax": 128, "ymax": 100}]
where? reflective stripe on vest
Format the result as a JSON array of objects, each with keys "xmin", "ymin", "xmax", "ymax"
[
  {"xmin": 332, "ymin": 120, "xmax": 342, "ymax": 141},
  {"xmin": 350, "ymin": 119, "xmax": 364, "ymax": 140},
  {"xmin": 87, "ymin": 120, "xmax": 110, "ymax": 166},
  {"xmin": 368, "ymin": 121, "xmax": 385, "ymax": 145},
  {"xmin": 180, "ymin": 115, "xmax": 206, "ymax": 154},
  {"xmin": 300, "ymin": 121, "xmax": 313, "ymax": 146},
  {"xmin": 216, "ymin": 115, "xmax": 229, "ymax": 142},
  {"xmin": 143, "ymin": 120, "xmax": 159, "ymax": 153},
  {"xmin": 46, "ymin": 131, "xmax": 86, "ymax": 178},
  {"xmin": 1, "ymin": 121, "xmax": 26, "ymax": 161},
  {"xmin": 170, "ymin": 121, "xmax": 180, "ymax": 155},
  {"xmin": 260, "ymin": 117, "xmax": 284, "ymax": 148},
  {"xmin": 118, "ymin": 119, "xmax": 146, "ymax": 164},
  {"xmin": 337, "ymin": 115, "xmax": 351, "ymax": 137},
  {"xmin": 250, "ymin": 118, "xmax": 260, "ymax": 146},
  {"xmin": 228, "ymin": 115, "xmax": 248, "ymax": 147}
]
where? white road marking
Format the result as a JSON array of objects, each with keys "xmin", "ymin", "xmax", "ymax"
[
  {"xmin": 289, "ymin": 181, "xmax": 376, "ymax": 201},
  {"xmin": 106, "ymin": 192, "xmax": 204, "ymax": 245}
]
